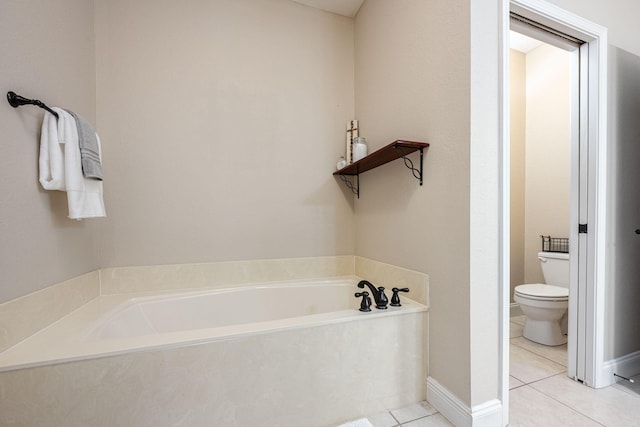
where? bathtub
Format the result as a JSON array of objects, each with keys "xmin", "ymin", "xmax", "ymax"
[{"xmin": 0, "ymin": 278, "xmax": 428, "ymax": 426}]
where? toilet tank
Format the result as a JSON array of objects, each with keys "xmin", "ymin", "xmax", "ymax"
[{"xmin": 538, "ymin": 251, "xmax": 570, "ymax": 287}]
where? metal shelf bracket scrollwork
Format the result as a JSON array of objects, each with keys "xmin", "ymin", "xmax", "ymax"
[
  {"xmin": 338, "ymin": 174, "xmax": 359, "ymax": 198},
  {"xmin": 396, "ymin": 145, "xmax": 425, "ymax": 186}
]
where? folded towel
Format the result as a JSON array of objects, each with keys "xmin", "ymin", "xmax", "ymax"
[
  {"xmin": 39, "ymin": 112, "xmax": 66, "ymax": 191},
  {"xmin": 39, "ymin": 108, "xmax": 106, "ymax": 220},
  {"xmin": 64, "ymin": 109, "xmax": 103, "ymax": 180}
]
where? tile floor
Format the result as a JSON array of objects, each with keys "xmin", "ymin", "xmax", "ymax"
[
  {"xmin": 509, "ymin": 315, "xmax": 640, "ymax": 426},
  {"xmin": 360, "ymin": 401, "xmax": 453, "ymax": 427},
  {"xmin": 348, "ymin": 315, "xmax": 640, "ymax": 427}
]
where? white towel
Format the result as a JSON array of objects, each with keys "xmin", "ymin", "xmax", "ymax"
[
  {"xmin": 39, "ymin": 108, "xmax": 106, "ymax": 220},
  {"xmin": 39, "ymin": 111, "xmax": 66, "ymax": 190}
]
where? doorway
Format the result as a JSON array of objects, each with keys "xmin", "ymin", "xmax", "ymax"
[
  {"xmin": 509, "ymin": 24, "xmax": 579, "ymax": 368},
  {"xmin": 501, "ymin": 0, "xmax": 608, "ymax": 424},
  {"xmin": 508, "ymin": 26, "xmax": 573, "ymax": 368}
]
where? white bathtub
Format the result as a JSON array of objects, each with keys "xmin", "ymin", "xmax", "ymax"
[
  {"xmin": 86, "ymin": 280, "xmax": 375, "ymax": 340},
  {"xmin": 0, "ymin": 278, "xmax": 428, "ymax": 426},
  {"xmin": 0, "ymin": 278, "xmax": 425, "ymax": 372}
]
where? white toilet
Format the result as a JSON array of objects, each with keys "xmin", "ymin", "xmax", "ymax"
[{"xmin": 514, "ymin": 251, "xmax": 569, "ymax": 346}]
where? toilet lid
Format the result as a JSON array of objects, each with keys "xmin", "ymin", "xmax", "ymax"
[{"xmin": 515, "ymin": 284, "xmax": 568, "ymax": 300}]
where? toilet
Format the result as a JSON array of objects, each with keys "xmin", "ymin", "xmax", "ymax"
[{"xmin": 514, "ymin": 251, "xmax": 569, "ymax": 346}]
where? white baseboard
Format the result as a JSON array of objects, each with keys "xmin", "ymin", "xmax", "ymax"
[
  {"xmin": 600, "ymin": 350, "xmax": 640, "ymax": 388},
  {"xmin": 426, "ymin": 377, "xmax": 504, "ymax": 427}
]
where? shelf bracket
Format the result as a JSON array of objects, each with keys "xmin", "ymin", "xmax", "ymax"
[
  {"xmin": 334, "ymin": 140, "xmax": 429, "ymax": 198},
  {"xmin": 338, "ymin": 173, "xmax": 360, "ymax": 198},
  {"xmin": 397, "ymin": 146, "xmax": 425, "ymax": 185}
]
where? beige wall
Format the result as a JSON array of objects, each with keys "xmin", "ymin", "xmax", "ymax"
[
  {"xmin": 523, "ymin": 44, "xmax": 571, "ymax": 284},
  {"xmin": 0, "ymin": 0, "xmax": 356, "ymax": 298},
  {"xmin": 510, "ymin": 49, "xmax": 526, "ymax": 300},
  {"xmin": 510, "ymin": 42, "xmax": 571, "ymax": 293},
  {"xmin": 354, "ymin": 0, "xmax": 472, "ymax": 404},
  {"xmin": 0, "ymin": 0, "xmax": 100, "ymax": 303},
  {"xmin": 94, "ymin": 0, "xmax": 356, "ymax": 268}
]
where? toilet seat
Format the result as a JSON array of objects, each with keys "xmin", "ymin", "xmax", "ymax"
[{"xmin": 514, "ymin": 284, "xmax": 568, "ymax": 302}]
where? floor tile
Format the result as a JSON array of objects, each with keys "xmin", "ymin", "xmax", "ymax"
[
  {"xmin": 390, "ymin": 402, "xmax": 437, "ymax": 424},
  {"xmin": 367, "ymin": 411, "xmax": 399, "ymax": 427},
  {"xmin": 510, "ymin": 343, "xmax": 566, "ymax": 384},
  {"xmin": 401, "ymin": 413, "xmax": 453, "ymax": 427},
  {"xmin": 510, "ymin": 336, "xmax": 567, "ymax": 366},
  {"xmin": 510, "ymin": 375, "xmax": 525, "ymax": 390},
  {"xmin": 530, "ymin": 373, "xmax": 640, "ymax": 426},
  {"xmin": 337, "ymin": 419, "xmax": 377, "ymax": 427},
  {"xmin": 510, "ymin": 322, "xmax": 524, "ymax": 338},
  {"xmin": 510, "ymin": 385, "xmax": 601, "ymax": 426}
]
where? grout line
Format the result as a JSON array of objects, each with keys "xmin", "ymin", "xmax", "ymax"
[
  {"xmin": 525, "ymin": 371, "xmax": 568, "ymax": 387},
  {"xmin": 509, "ymin": 334, "xmax": 637, "ymax": 427},
  {"xmin": 525, "ymin": 379, "xmax": 607, "ymax": 427},
  {"xmin": 510, "ymin": 343, "xmax": 568, "ymax": 386},
  {"xmin": 389, "ymin": 410, "xmax": 401, "ymax": 425},
  {"xmin": 401, "ymin": 413, "xmax": 446, "ymax": 427},
  {"xmin": 510, "ymin": 338, "xmax": 568, "ymax": 368},
  {"xmin": 510, "ymin": 373, "xmax": 526, "ymax": 384}
]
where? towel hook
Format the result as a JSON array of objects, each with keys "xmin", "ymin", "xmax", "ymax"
[{"xmin": 6, "ymin": 91, "xmax": 58, "ymax": 118}]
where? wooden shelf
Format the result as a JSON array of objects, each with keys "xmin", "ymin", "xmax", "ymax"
[
  {"xmin": 333, "ymin": 140, "xmax": 429, "ymax": 197},
  {"xmin": 334, "ymin": 140, "xmax": 428, "ymax": 176}
]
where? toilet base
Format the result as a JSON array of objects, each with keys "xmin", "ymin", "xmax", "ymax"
[{"xmin": 523, "ymin": 318, "xmax": 567, "ymax": 346}]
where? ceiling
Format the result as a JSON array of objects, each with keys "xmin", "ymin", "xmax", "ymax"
[
  {"xmin": 290, "ymin": 0, "xmax": 364, "ymax": 17},
  {"xmin": 290, "ymin": 3, "xmax": 542, "ymax": 50},
  {"xmin": 510, "ymin": 31, "xmax": 544, "ymax": 54}
]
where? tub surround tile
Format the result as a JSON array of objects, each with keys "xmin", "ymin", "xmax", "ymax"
[
  {"xmin": 510, "ymin": 343, "xmax": 566, "ymax": 384},
  {"xmin": 0, "ymin": 271, "xmax": 99, "ymax": 353},
  {"xmin": 509, "ymin": 385, "xmax": 602, "ymax": 426},
  {"xmin": 0, "ymin": 255, "xmax": 429, "ymax": 358},
  {"xmin": 0, "ymin": 256, "xmax": 431, "ymax": 426},
  {"xmin": 99, "ymin": 256, "xmax": 431, "ymax": 307},
  {"xmin": 530, "ymin": 373, "xmax": 640, "ymax": 426},
  {"xmin": 0, "ymin": 310, "xmax": 427, "ymax": 427},
  {"xmin": 355, "ymin": 257, "xmax": 429, "ymax": 307},
  {"xmin": 100, "ymin": 255, "xmax": 355, "ymax": 294}
]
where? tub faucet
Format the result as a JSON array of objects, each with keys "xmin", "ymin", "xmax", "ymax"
[
  {"xmin": 354, "ymin": 291, "xmax": 372, "ymax": 312},
  {"xmin": 390, "ymin": 287, "xmax": 410, "ymax": 307},
  {"xmin": 357, "ymin": 280, "xmax": 388, "ymax": 309}
]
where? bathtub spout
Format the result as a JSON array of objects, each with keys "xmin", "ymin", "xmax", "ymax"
[{"xmin": 356, "ymin": 280, "xmax": 388, "ymax": 309}]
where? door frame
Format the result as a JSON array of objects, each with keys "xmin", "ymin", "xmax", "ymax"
[{"xmin": 500, "ymin": 0, "xmax": 608, "ymax": 423}]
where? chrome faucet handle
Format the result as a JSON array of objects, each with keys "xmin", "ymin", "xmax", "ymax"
[
  {"xmin": 355, "ymin": 292, "xmax": 372, "ymax": 312},
  {"xmin": 390, "ymin": 287, "xmax": 410, "ymax": 307}
]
